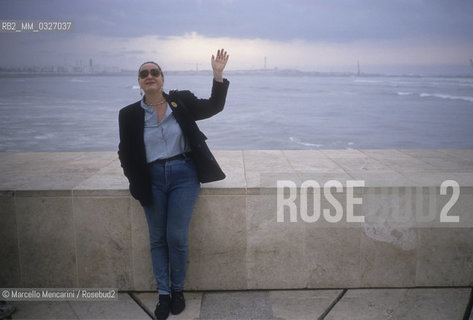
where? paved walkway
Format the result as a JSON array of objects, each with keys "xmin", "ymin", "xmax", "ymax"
[{"xmin": 4, "ymin": 287, "xmax": 472, "ymax": 319}]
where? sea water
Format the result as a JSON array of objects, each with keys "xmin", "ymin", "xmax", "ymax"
[{"xmin": 0, "ymin": 73, "xmax": 472, "ymax": 151}]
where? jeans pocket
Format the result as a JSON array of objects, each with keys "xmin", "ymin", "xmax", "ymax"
[
  {"xmin": 184, "ymin": 157, "xmax": 196, "ymax": 168},
  {"xmin": 183, "ymin": 158, "xmax": 199, "ymax": 180}
]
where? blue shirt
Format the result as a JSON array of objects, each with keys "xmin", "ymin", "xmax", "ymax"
[{"xmin": 141, "ymin": 97, "xmax": 190, "ymax": 163}]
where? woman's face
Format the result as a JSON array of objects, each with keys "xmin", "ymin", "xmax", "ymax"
[{"xmin": 138, "ymin": 63, "xmax": 164, "ymax": 94}]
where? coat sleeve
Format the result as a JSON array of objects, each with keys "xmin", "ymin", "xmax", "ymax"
[
  {"xmin": 178, "ymin": 78, "xmax": 229, "ymax": 121},
  {"xmin": 117, "ymin": 109, "xmax": 130, "ymax": 178}
]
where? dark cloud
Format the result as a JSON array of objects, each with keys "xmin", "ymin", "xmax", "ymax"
[
  {"xmin": 1, "ymin": 0, "xmax": 472, "ymax": 41},
  {"xmin": 1, "ymin": 0, "xmax": 471, "ymax": 73}
]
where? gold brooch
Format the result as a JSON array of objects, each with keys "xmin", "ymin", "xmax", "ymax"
[{"xmin": 170, "ymin": 102, "xmax": 178, "ymax": 108}]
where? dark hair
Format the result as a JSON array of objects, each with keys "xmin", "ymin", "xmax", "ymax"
[{"xmin": 138, "ymin": 61, "xmax": 163, "ymax": 78}]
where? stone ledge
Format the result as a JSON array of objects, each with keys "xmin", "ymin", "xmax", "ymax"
[
  {"xmin": 1, "ymin": 150, "xmax": 472, "ymax": 193},
  {"xmin": 0, "ymin": 150, "xmax": 472, "ymax": 290}
]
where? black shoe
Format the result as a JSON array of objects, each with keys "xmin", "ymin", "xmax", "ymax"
[
  {"xmin": 170, "ymin": 290, "xmax": 185, "ymax": 315},
  {"xmin": 154, "ymin": 294, "xmax": 170, "ymax": 320}
]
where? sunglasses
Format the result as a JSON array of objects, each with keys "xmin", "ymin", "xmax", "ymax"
[{"xmin": 139, "ymin": 68, "xmax": 161, "ymax": 79}]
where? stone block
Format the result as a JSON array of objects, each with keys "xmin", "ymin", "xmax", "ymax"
[
  {"xmin": 186, "ymin": 195, "xmax": 247, "ymax": 290},
  {"xmin": 321, "ymin": 149, "xmax": 367, "ymax": 158},
  {"xmin": 270, "ymin": 289, "xmax": 342, "ymax": 320},
  {"xmin": 325, "ymin": 288, "xmax": 408, "ymax": 320},
  {"xmin": 243, "ymin": 150, "xmax": 293, "ymax": 189},
  {"xmin": 439, "ymin": 149, "xmax": 473, "ymax": 160},
  {"xmin": 9, "ymin": 301, "xmax": 77, "ymax": 319},
  {"xmin": 283, "ymin": 150, "xmax": 345, "ymax": 173},
  {"xmin": 359, "ymin": 228, "xmax": 417, "ymax": 287},
  {"xmin": 416, "ymin": 228, "xmax": 473, "ymax": 286},
  {"xmin": 330, "ymin": 155, "xmax": 392, "ymax": 173},
  {"xmin": 360, "ymin": 149, "xmax": 411, "ymax": 160},
  {"xmin": 0, "ymin": 191, "xmax": 20, "ymax": 287},
  {"xmin": 392, "ymin": 288, "xmax": 471, "ymax": 319},
  {"xmin": 305, "ymin": 228, "xmax": 362, "ymax": 288},
  {"xmin": 400, "ymin": 149, "xmax": 473, "ymax": 170},
  {"xmin": 348, "ymin": 171, "xmax": 412, "ymax": 188},
  {"xmin": 73, "ymin": 196, "xmax": 133, "ymax": 289},
  {"xmin": 326, "ymin": 288, "xmax": 470, "ymax": 320},
  {"xmin": 200, "ymin": 291, "xmax": 273, "ymax": 320},
  {"xmin": 69, "ymin": 292, "xmax": 149, "ymax": 319},
  {"xmin": 246, "ymin": 194, "xmax": 307, "ymax": 289},
  {"xmin": 130, "ymin": 198, "xmax": 155, "ymax": 291},
  {"xmin": 74, "ymin": 158, "xmax": 130, "ymax": 194},
  {"xmin": 15, "ymin": 195, "xmax": 76, "ymax": 287},
  {"xmin": 0, "ymin": 152, "xmax": 117, "ymax": 191}
]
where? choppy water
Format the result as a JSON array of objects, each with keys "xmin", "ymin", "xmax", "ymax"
[{"xmin": 0, "ymin": 73, "xmax": 472, "ymax": 151}]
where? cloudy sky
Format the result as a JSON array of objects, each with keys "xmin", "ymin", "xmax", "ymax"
[{"xmin": 1, "ymin": 0, "xmax": 473, "ymax": 74}]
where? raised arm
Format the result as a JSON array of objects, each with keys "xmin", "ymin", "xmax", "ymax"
[{"xmin": 172, "ymin": 49, "xmax": 230, "ymax": 120}]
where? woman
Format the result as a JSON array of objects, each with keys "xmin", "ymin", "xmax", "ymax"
[{"xmin": 118, "ymin": 49, "xmax": 229, "ymax": 320}]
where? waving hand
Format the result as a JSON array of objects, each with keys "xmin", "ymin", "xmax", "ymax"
[{"xmin": 211, "ymin": 49, "xmax": 229, "ymax": 82}]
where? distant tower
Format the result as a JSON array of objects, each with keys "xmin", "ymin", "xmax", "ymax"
[
  {"xmin": 357, "ymin": 61, "xmax": 361, "ymax": 76},
  {"xmin": 470, "ymin": 59, "xmax": 473, "ymax": 70},
  {"xmin": 89, "ymin": 58, "xmax": 93, "ymax": 72},
  {"xmin": 264, "ymin": 56, "xmax": 267, "ymax": 70}
]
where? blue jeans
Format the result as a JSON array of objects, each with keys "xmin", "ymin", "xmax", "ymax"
[{"xmin": 143, "ymin": 157, "xmax": 200, "ymax": 295}]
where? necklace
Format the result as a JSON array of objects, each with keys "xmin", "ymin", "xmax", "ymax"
[{"xmin": 146, "ymin": 98, "xmax": 167, "ymax": 106}]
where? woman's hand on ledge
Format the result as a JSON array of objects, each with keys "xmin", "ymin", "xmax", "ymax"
[{"xmin": 211, "ymin": 49, "xmax": 229, "ymax": 82}]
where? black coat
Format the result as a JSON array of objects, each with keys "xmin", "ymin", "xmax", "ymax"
[{"xmin": 118, "ymin": 78, "xmax": 229, "ymax": 206}]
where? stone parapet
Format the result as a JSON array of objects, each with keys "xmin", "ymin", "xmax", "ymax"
[{"xmin": 0, "ymin": 150, "xmax": 472, "ymax": 290}]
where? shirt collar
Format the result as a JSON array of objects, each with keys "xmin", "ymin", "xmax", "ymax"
[
  {"xmin": 140, "ymin": 96, "xmax": 172, "ymax": 119},
  {"xmin": 140, "ymin": 96, "xmax": 154, "ymax": 113}
]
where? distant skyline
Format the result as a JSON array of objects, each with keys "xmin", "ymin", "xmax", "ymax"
[{"xmin": 1, "ymin": 0, "xmax": 473, "ymax": 75}]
